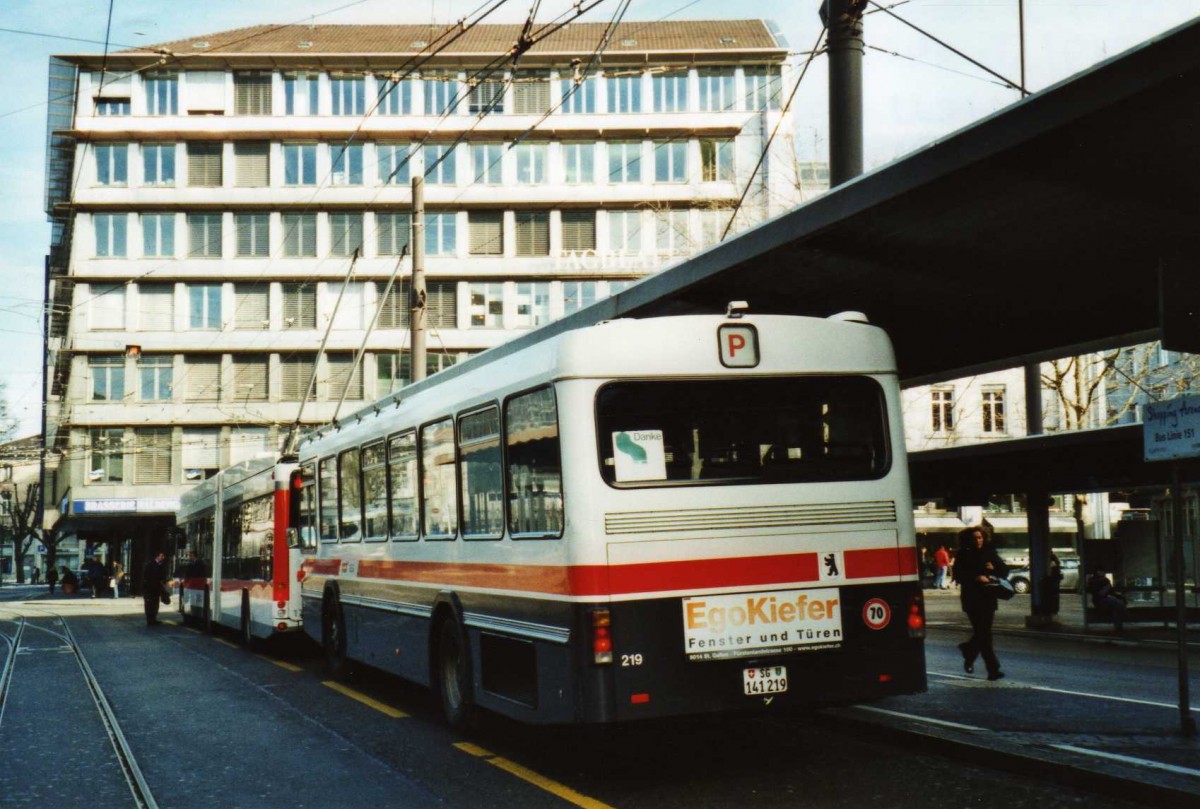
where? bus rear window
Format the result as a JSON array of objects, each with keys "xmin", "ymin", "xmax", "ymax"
[{"xmin": 596, "ymin": 377, "xmax": 889, "ymax": 487}]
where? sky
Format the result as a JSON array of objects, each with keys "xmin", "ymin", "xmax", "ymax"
[{"xmin": 1, "ymin": 0, "xmax": 1198, "ymax": 439}]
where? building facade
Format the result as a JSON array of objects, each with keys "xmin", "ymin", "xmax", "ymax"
[{"xmin": 42, "ymin": 21, "xmax": 799, "ymax": 547}]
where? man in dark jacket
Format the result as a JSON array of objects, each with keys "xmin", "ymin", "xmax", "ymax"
[
  {"xmin": 142, "ymin": 552, "xmax": 168, "ymax": 626},
  {"xmin": 953, "ymin": 527, "xmax": 1009, "ymax": 681}
]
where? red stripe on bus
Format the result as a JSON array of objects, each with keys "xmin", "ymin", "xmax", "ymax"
[{"xmin": 306, "ymin": 547, "xmax": 911, "ymax": 597}]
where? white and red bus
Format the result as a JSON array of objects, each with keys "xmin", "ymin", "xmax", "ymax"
[
  {"xmin": 296, "ymin": 310, "xmax": 926, "ymax": 725},
  {"xmin": 176, "ymin": 455, "xmax": 304, "ymax": 644}
]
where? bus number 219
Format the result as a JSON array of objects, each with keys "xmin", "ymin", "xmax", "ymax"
[{"xmin": 621, "ymin": 654, "xmax": 644, "ymax": 667}]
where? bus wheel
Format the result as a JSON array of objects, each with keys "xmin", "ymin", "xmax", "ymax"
[
  {"xmin": 240, "ymin": 591, "xmax": 255, "ymax": 649},
  {"xmin": 323, "ymin": 589, "xmax": 349, "ymax": 679},
  {"xmin": 436, "ymin": 618, "xmax": 474, "ymax": 728}
]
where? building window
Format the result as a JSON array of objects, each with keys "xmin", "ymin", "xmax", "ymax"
[
  {"xmin": 377, "ymin": 352, "xmax": 458, "ymax": 394},
  {"xmin": 655, "ymin": 210, "xmax": 691, "ymax": 255},
  {"xmin": 141, "ymin": 212, "xmax": 175, "ymax": 256},
  {"xmin": 231, "ymin": 355, "xmax": 269, "ymax": 402},
  {"xmin": 468, "ymin": 78, "xmax": 505, "ymax": 115},
  {"xmin": 187, "ymin": 213, "xmax": 223, "ymax": 258},
  {"xmin": 134, "ymin": 428, "xmax": 172, "ymax": 485},
  {"xmin": 423, "ymin": 71, "xmax": 458, "ymax": 115},
  {"xmin": 563, "ymin": 281, "xmax": 599, "ymax": 314},
  {"xmin": 512, "ymin": 71, "xmax": 549, "ymax": 115},
  {"xmin": 234, "ymin": 213, "xmax": 270, "ymax": 258},
  {"xmin": 330, "ymin": 213, "xmax": 364, "ymax": 257},
  {"xmin": 233, "ymin": 71, "xmax": 272, "ymax": 115},
  {"xmin": 654, "ymin": 140, "xmax": 686, "ymax": 183},
  {"xmin": 514, "ymin": 282, "xmax": 551, "ymax": 327},
  {"xmin": 95, "ymin": 98, "xmax": 130, "ymax": 115},
  {"xmin": 90, "ymin": 356, "xmax": 125, "ymax": 401},
  {"xmin": 284, "ymin": 71, "xmax": 320, "ymax": 115},
  {"xmin": 234, "ymin": 285, "xmax": 268, "ymax": 329},
  {"xmin": 377, "ymin": 282, "xmax": 410, "ymax": 329},
  {"xmin": 282, "ymin": 283, "xmax": 316, "ymax": 329},
  {"xmin": 94, "ymin": 213, "xmax": 128, "ymax": 257},
  {"xmin": 608, "ymin": 210, "xmax": 642, "ymax": 255},
  {"xmin": 184, "ymin": 358, "xmax": 221, "ymax": 403},
  {"xmin": 282, "ymin": 213, "xmax": 317, "ymax": 257},
  {"xmin": 376, "ymin": 213, "xmax": 411, "ymax": 257},
  {"xmin": 423, "ymin": 143, "xmax": 456, "ymax": 184},
  {"xmin": 95, "ymin": 144, "xmax": 128, "ymax": 186},
  {"xmin": 514, "ymin": 211, "xmax": 549, "ymax": 256},
  {"xmin": 560, "ymin": 76, "xmax": 596, "ymax": 113},
  {"xmin": 982, "ymin": 388, "xmax": 1007, "ymax": 434},
  {"xmin": 468, "ymin": 211, "xmax": 503, "ymax": 256},
  {"xmin": 377, "ymin": 76, "xmax": 413, "ymax": 115},
  {"xmin": 139, "ymin": 355, "xmax": 173, "ymax": 401},
  {"xmin": 331, "ymin": 144, "xmax": 364, "ymax": 185},
  {"xmin": 144, "ymin": 72, "xmax": 178, "ymax": 115},
  {"xmin": 608, "ymin": 141, "xmax": 642, "ymax": 183},
  {"xmin": 281, "ymin": 355, "xmax": 316, "ymax": 400},
  {"xmin": 561, "ymin": 210, "xmax": 596, "ymax": 253},
  {"xmin": 699, "ymin": 207, "xmax": 732, "ymax": 246},
  {"xmin": 698, "ymin": 68, "xmax": 736, "ymax": 112},
  {"xmin": 653, "ymin": 72, "xmax": 688, "ymax": 112},
  {"xmin": 745, "ymin": 66, "xmax": 782, "ymax": 110},
  {"xmin": 186, "ymin": 142, "xmax": 223, "ymax": 187},
  {"xmin": 514, "ymin": 142, "xmax": 546, "ymax": 184},
  {"xmin": 471, "ymin": 142, "xmax": 504, "ymax": 185},
  {"xmin": 182, "ymin": 428, "xmax": 220, "ymax": 480},
  {"xmin": 142, "ymin": 144, "xmax": 175, "ymax": 186},
  {"xmin": 188, "ymin": 284, "xmax": 222, "ymax": 329},
  {"xmin": 88, "ymin": 428, "xmax": 125, "ymax": 484},
  {"xmin": 426, "ymin": 212, "xmax": 457, "ymax": 256},
  {"xmin": 325, "ymin": 354, "xmax": 364, "ymax": 401},
  {"xmin": 606, "ymin": 72, "xmax": 641, "ymax": 113},
  {"xmin": 701, "ymin": 138, "xmax": 735, "ymax": 182},
  {"xmin": 90, "ymin": 285, "xmax": 125, "ymax": 330},
  {"xmin": 469, "ymin": 282, "xmax": 504, "ymax": 327},
  {"xmin": 562, "ymin": 142, "xmax": 594, "ymax": 184},
  {"xmin": 138, "ymin": 284, "xmax": 173, "ymax": 330},
  {"xmin": 283, "ymin": 144, "xmax": 317, "ymax": 186},
  {"xmin": 234, "ymin": 142, "xmax": 269, "ymax": 187},
  {"xmin": 931, "ymin": 388, "xmax": 955, "ymax": 432},
  {"xmin": 377, "ymin": 142, "xmax": 412, "ymax": 185},
  {"xmin": 330, "ymin": 74, "xmax": 365, "ymax": 115}
]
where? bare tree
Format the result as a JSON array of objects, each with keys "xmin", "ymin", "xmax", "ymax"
[
  {"xmin": 0, "ymin": 381, "xmax": 15, "ymax": 443},
  {"xmin": 1, "ymin": 480, "xmax": 39, "ymax": 584}
]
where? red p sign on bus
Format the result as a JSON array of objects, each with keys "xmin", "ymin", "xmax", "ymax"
[{"xmin": 718, "ymin": 324, "xmax": 759, "ymax": 368}]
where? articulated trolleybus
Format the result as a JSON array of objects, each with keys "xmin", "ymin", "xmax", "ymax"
[
  {"xmin": 176, "ymin": 455, "xmax": 303, "ymax": 644},
  {"xmin": 297, "ymin": 309, "xmax": 926, "ymax": 726}
]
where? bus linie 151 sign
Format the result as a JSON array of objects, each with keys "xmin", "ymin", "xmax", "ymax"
[{"xmin": 1143, "ymin": 395, "xmax": 1200, "ymax": 462}]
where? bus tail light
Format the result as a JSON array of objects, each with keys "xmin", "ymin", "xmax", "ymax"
[
  {"xmin": 590, "ymin": 608, "xmax": 613, "ymax": 665},
  {"xmin": 906, "ymin": 591, "xmax": 926, "ymax": 638}
]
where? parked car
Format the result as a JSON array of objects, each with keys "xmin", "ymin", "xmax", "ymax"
[{"xmin": 1008, "ymin": 555, "xmax": 1080, "ymax": 594}]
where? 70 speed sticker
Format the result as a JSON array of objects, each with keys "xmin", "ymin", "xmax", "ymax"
[{"xmin": 862, "ymin": 598, "xmax": 891, "ymax": 630}]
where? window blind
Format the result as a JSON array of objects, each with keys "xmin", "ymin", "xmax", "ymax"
[
  {"xmin": 512, "ymin": 72, "xmax": 549, "ymax": 115},
  {"xmin": 376, "ymin": 212, "xmax": 411, "ymax": 256},
  {"xmin": 182, "ymin": 428, "xmax": 221, "ymax": 470},
  {"xmin": 138, "ymin": 284, "xmax": 174, "ymax": 331},
  {"xmin": 134, "ymin": 428, "xmax": 172, "ymax": 485},
  {"xmin": 377, "ymin": 281, "xmax": 410, "ymax": 329},
  {"xmin": 187, "ymin": 142, "xmax": 222, "ymax": 187},
  {"xmin": 91, "ymin": 285, "xmax": 126, "ymax": 330},
  {"xmin": 282, "ymin": 214, "xmax": 316, "ymax": 257},
  {"xmin": 281, "ymin": 356, "xmax": 316, "ymax": 400},
  {"xmin": 231, "ymin": 355, "xmax": 269, "ymax": 401},
  {"xmin": 561, "ymin": 211, "xmax": 596, "ymax": 252},
  {"xmin": 326, "ymin": 355, "xmax": 364, "ymax": 401},
  {"xmin": 514, "ymin": 211, "xmax": 549, "ymax": 256},
  {"xmin": 469, "ymin": 211, "xmax": 503, "ymax": 255},
  {"xmin": 185, "ymin": 357, "xmax": 221, "ymax": 402},
  {"xmin": 234, "ymin": 142, "xmax": 269, "ymax": 187},
  {"xmin": 282, "ymin": 283, "xmax": 316, "ymax": 329},
  {"xmin": 426, "ymin": 281, "xmax": 457, "ymax": 328},
  {"xmin": 235, "ymin": 213, "xmax": 269, "ymax": 258},
  {"xmin": 186, "ymin": 71, "xmax": 226, "ymax": 112},
  {"xmin": 234, "ymin": 286, "xmax": 269, "ymax": 329},
  {"xmin": 233, "ymin": 72, "xmax": 272, "ymax": 115}
]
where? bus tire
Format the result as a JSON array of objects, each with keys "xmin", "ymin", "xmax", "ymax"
[
  {"xmin": 322, "ymin": 588, "xmax": 349, "ymax": 679},
  {"xmin": 435, "ymin": 617, "xmax": 474, "ymax": 728},
  {"xmin": 240, "ymin": 591, "xmax": 255, "ymax": 649}
]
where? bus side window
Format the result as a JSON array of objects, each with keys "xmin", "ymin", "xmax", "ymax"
[
  {"xmin": 505, "ymin": 387, "xmax": 564, "ymax": 538},
  {"xmin": 460, "ymin": 407, "xmax": 503, "ymax": 540},
  {"xmin": 317, "ymin": 456, "xmax": 339, "ymax": 543},
  {"xmin": 421, "ymin": 418, "xmax": 459, "ymax": 540},
  {"xmin": 387, "ymin": 432, "xmax": 419, "ymax": 541},
  {"xmin": 338, "ymin": 448, "xmax": 363, "ymax": 542}
]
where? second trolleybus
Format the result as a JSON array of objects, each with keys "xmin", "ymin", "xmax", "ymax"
[{"xmin": 295, "ymin": 308, "xmax": 927, "ymax": 725}]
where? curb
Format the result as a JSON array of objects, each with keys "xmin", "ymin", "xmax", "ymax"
[{"xmin": 822, "ymin": 706, "xmax": 1200, "ymax": 808}]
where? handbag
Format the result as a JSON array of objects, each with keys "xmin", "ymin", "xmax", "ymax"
[
  {"xmin": 985, "ymin": 576, "xmax": 1015, "ymax": 600},
  {"xmin": 160, "ymin": 583, "xmax": 171, "ymax": 605}
]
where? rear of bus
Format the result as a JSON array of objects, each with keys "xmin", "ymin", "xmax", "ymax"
[{"xmin": 558, "ymin": 313, "xmax": 925, "ymax": 723}]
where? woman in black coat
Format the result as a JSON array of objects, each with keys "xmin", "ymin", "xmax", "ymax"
[{"xmin": 953, "ymin": 526, "xmax": 1009, "ymax": 681}]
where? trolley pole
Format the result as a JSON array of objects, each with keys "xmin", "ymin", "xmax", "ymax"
[
  {"xmin": 410, "ymin": 175, "xmax": 427, "ymax": 384},
  {"xmin": 822, "ymin": 0, "xmax": 866, "ymax": 186}
]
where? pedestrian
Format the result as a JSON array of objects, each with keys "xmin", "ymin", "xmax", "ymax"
[
  {"xmin": 60, "ymin": 566, "xmax": 78, "ymax": 594},
  {"xmin": 953, "ymin": 526, "xmax": 1009, "ymax": 681},
  {"xmin": 31, "ymin": 567, "xmax": 40, "ymax": 585},
  {"xmin": 933, "ymin": 544, "xmax": 951, "ymax": 590},
  {"xmin": 1086, "ymin": 565, "xmax": 1127, "ymax": 632},
  {"xmin": 46, "ymin": 566, "xmax": 58, "ymax": 594},
  {"xmin": 86, "ymin": 557, "xmax": 105, "ymax": 598},
  {"xmin": 111, "ymin": 561, "xmax": 125, "ymax": 599},
  {"xmin": 142, "ymin": 552, "xmax": 169, "ymax": 626}
]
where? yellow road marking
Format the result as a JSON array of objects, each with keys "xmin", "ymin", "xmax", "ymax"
[
  {"xmin": 259, "ymin": 655, "xmax": 303, "ymax": 672},
  {"xmin": 322, "ymin": 681, "xmax": 408, "ymax": 718},
  {"xmin": 183, "ymin": 627, "xmax": 201, "ymax": 634},
  {"xmin": 453, "ymin": 743, "xmax": 614, "ymax": 809},
  {"xmin": 214, "ymin": 638, "xmax": 238, "ymax": 648}
]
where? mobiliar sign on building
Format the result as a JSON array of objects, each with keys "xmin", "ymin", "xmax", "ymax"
[{"xmin": 1142, "ymin": 394, "xmax": 1200, "ymax": 462}]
